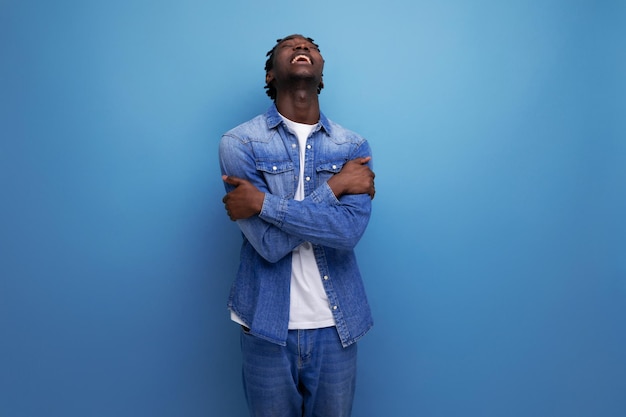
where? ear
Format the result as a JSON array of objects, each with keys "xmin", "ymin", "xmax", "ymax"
[{"xmin": 265, "ymin": 71, "xmax": 274, "ymax": 85}]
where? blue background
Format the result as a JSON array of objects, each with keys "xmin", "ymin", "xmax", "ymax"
[{"xmin": 1, "ymin": 1, "xmax": 625, "ymax": 416}]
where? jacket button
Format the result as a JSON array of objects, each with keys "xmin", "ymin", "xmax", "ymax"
[{"xmin": 323, "ymin": 275, "xmax": 329, "ymax": 280}]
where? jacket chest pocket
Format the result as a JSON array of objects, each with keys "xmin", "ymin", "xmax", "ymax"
[
  {"xmin": 256, "ymin": 160, "xmax": 295, "ymax": 197},
  {"xmin": 316, "ymin": 160, "xmax": 345, "ymax": 184}
]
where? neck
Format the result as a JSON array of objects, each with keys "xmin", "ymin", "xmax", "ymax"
[{"xmin": 274, "ymin": 87, "xmax": 320, "ymax": 125}]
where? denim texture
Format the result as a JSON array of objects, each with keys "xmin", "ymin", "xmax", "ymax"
[
  {"xmin": 219, "ymin": 104, "xmax": 373, "ymax": 347},
  {"xmin": 241, "ymin": 327, "xmax": 357, "ymax": 417}
]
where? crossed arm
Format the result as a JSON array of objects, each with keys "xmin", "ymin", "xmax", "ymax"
[
  {"xmin": 219, "ymin": 135, "xmax": 375, "ymax": 262},
  {"xmin": 222, "ymin": 156, "xmax": 375, "ymax": 221}
]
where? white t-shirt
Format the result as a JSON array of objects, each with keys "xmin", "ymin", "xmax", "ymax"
[{"xmin": 281, "ymin": 116, "xmax": 335, "ymax": 330}]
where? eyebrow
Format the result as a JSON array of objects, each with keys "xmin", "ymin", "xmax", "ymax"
[{"xmin": 278, "ymin": 38, "xmax": 319, "ymax": 49}]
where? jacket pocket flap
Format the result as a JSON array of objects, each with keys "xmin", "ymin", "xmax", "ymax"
[
  {"xmin": 256, "ymin": 160, "xmax": 294, "ymax": 174},
  {"xmin": 316, "ymin": 160, "xmax": 345, "ymax": 174}
]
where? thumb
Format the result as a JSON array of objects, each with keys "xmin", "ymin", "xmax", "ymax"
[
  {"xmin": 222, "ymin": 175, "xmax": 244, "ymax": 186},
  {"xmin": 355, "ymin": 156, "xmax": 371, "ymax": 165}
]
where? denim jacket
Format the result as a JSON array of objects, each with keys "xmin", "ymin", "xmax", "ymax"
[{"xmin": 219, "ymin": 104, "xmax": 373, "ymax": 347}]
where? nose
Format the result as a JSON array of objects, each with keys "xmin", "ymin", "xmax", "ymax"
[{"xmin": 294, "ymin": 43, "xmax": 309, "ymax": 51}]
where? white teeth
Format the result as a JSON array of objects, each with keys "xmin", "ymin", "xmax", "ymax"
[{"xmin": 291, "ymin": 55, "xmax": 311, "ymax": 64}]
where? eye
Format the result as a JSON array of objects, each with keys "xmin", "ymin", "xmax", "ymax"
[{"xmin": 280, "ymin": 41, "xmax": 318, "ymax": 51}]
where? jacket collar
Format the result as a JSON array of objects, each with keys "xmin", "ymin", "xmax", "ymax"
[{"xmin": 265, "ymin": 103, "xmax": 331, "ymax": 134}]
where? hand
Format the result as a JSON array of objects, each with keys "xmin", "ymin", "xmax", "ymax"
[
  {"xmin": 327, "ymin": 156, "xmax": 376, "ymax": 199},
  {"xmin": 221, "ymin": 175, "xmax": 265, "ymax": 221}
]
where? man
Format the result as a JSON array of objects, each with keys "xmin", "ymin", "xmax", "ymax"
[{"xmin": 219, "ymin": 34, "xmax": 375, "ymax": 417}]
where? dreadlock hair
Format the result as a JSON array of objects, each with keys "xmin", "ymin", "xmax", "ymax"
[{"xmin": 264, "ymin": 34, "xmax": 324, "ymax": 101}]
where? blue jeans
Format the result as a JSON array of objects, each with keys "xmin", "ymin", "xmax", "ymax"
[{"xmin": 240, "ymin": 326, "xmax": 358, "ymax": 417}]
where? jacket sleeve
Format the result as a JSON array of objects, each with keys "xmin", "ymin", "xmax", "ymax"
[{"xmin": 219, "ymin": 133, "xmax": 305, "ymax": 263}]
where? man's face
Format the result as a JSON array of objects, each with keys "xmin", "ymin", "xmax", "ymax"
[{"xmin": 266, "ymin": 36, "xmax": 324, "ymax": 90}]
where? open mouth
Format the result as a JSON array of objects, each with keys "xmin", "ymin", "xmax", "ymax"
[{"xmin": 291, "ymin": 54, "xmax": 312, "ymax": 64}]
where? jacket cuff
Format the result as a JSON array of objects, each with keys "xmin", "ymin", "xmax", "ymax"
[
  {"xmin": 259, "ymin": 192, "xmax": 287, "ymax": 227},
  {"xmin": 259, "ymin": 182, "xmax": 340, "ymax": 226},
  {"xmin": 310, "ymin": 181, "xmax": 341, "ymax": 205}
]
